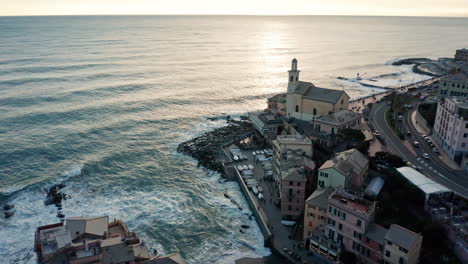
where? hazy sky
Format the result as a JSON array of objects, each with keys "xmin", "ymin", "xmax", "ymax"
[{"xmin": 2, "ymin": 0, "xmax": 468, "ymax": 17}]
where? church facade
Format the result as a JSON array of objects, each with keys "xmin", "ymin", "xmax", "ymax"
[{"xmin": 286, "ymin": 59, "xmax": 350, "ymax": 121}]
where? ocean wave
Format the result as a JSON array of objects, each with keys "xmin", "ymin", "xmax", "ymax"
[{"xmin": 0, "ymin": 63, "xmax": 114, "ymax": 76}]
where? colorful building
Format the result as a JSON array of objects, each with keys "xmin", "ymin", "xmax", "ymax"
[
  {"xmin": 317, "ymin": 148, "xmax": 369, "ymax": 191},
  {"xmin": 383, "ymin": 225, "xmax": 423, "ymax": 264},
  {"xmin": 281, "ymin": 167, "xmax": 307, "ymax": 220},
  {"xmin": 306, "ymin": 188, "xmax": 423, "ymax": 264},
  {"xmin": 303, "ymin": 187, "xmax": 334, "ymax": 238}
]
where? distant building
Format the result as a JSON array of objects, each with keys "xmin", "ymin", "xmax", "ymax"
[
  {"xmin": 306, "ymin": 188, "xmax": 423, "ymax": 264},
  {"xmin": 432, "ymin": 97, "xmax": 468, "ymax": 163},
  {"xmin": 303, "ymin": 187, "xmax": 334, "ymax": 238},
  {"xmin": 455, "ymin": 48, "xmax": 468, "ymax": 63},
  {"xmin": 310, "ymin": 109, "xmax": 362, "ymax": 146},
  {"xmin": 383, "ymin": 225, "xmax": 423, "ymax": 264},
  {"xmin": 438, "ymin": 71, "xmax": 468, "ymax": 97},
  {"xmin": 285, "ymin": 59, "xmax": 350, "ymax": 121},
  {"xmin": 34, "ymin": 216, "xmax": 184, "ymax": 264},
  {"xmin": 267, "ymin": 93, "xmax": 287, "ymax": 116},
  {"xmin": 249, "ymin": 111, "xmax": 283, "ymax": 143},
  {"xmin": 317, "ymin": 148, "xmax": 369, "ymax": 191}
]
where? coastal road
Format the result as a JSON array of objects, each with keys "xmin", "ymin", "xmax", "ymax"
[{"xmin": 369, "ymin": 102, "xmax": 468, "ymax": 197}]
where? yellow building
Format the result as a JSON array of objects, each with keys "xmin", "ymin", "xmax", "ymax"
[
  {"xmin": 303, "ymin": 187, "xmax": 334, "ymax": 239},
  {"xmin": 286, "ymin": 59, "xmax": 350, "ymax": 121}
]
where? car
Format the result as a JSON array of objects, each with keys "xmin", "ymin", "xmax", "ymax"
[
  {"xmin": 433, "ymin": 148, "xmax": 440, "ymax": 154},
  {"xmin": 413, "ymin": 141, "xmax": 419, "ymax": 147},
  {"xmin": 422, "ymin": 153, "xmax": 430, "ymax": 159},
  {"xmin": 407, "ymin": 131, "xmax": 412, "ymax": 137},
  {"xmin": 398, "ymin": 115, "xmax": 403, "ymax": 121}
]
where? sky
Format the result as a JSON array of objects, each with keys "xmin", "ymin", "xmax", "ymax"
[{"xmin": 1, "ymin": 0, "xmax": 468, "ymax": 17}]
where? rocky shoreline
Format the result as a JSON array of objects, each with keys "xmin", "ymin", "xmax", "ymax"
[{"xmin": 177, "ymin": 120, "xmax": 254, "ymax": 172}]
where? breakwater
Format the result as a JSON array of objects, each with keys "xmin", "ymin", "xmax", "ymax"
[{"xmin": 177, "ymin": 121, "xmax": 254, "ymax": 172}]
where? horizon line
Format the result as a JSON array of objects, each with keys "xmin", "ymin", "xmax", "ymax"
[{"xmin": 1, "ymin": 14, "xmax": 468, "ymax": 18}]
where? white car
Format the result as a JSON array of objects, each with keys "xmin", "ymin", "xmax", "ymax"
[{"xmin": 422, "ymin": 153, "xmax": 430, "ymax": 160}]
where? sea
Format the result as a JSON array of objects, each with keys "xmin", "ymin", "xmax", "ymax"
[{"xmin": 0, "ymin": 15, "xmax": 467, "ymax": 264}]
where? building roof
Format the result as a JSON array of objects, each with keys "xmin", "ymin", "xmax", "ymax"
[
  {"xmin": 100, "ymin": 236, "xmax": 123, "ymax": 247},
  {"xmin": 396, "ymin": 167, "xmax": 452, "ymax": 195},
  {"xmin": 366, "ymin": 224, "xmax": 388, "ymax": 245},
  {"xmin": 385, "ymin": 224, "xmax": 422, "ymax": 250},
  {"xmin": 66, "ymin": 216, "xmax": 109, "ymax": 240},
  {"xmin": 364, "ymin": 177, "xmax": 385, "ymax": 197},
  {"xmin": 314, "ymin": 109, "xmax": 361, "ymax": 126},
  {"xmin": 442, "ymin": 71, "xmax": 468, "ymax": 83},
  {"xmin": 293, "ymin": 81, "xmax": 348, "ymax": 104},
  {"xmin": 283, "ymin": 168, "xmax": 306, "ymax": 182},
  {"xmin": 276, "ymin": 134, "xmax": 312, "ymax": 145},
  {"xmin": 305, "ymin": 187, "xmax": 334, "ymax": 209},
  {"xmin": 39, "ymin": 225, "xmax": 72, "ymax": 255},
  {"xmin": 319, "ymin": 149, "xmax": 368, "ymax": 177}
]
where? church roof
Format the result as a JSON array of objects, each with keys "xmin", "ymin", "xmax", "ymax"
[{"xmin": 293, "ymin": 81, "xmax": 348, "ymax": 104}]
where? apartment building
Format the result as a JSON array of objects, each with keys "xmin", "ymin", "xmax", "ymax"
[
  {"xmin": 432, "ymin": 97, "xmax": 468, "ymax": 163},
  {"xmin": 438, "ymin": 71, "xmax": 468, "ymax": 97},
  {"xmin": 306, "ymin": 188, "xmax": 423, "ymax": 264},
  {"xmin": 303, "ymin": 187, "xmax": 334, "ymax": 238},
  {"xmin": 383, "ymin": 225, "xmax": 423, "ymax": 264},
  {"xmin": 310, "ymin": 109, "xmax": 362, "ymax": 146}
]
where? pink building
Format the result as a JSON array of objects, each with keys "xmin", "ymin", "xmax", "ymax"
[
  {"xmin": 281, "ymin": 168, "xmax": 307, "ymax": 220},
  {"xmin": 307, "ymin": 188, "xmax": 423, "ymax": 264}
]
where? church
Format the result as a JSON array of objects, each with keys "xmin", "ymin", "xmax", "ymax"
[{"xmin": 286, "ymin": 59, "xmax": 350, "ymax": 121}]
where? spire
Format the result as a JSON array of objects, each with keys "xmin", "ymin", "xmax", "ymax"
[{"xmin": 292, "ymin": 58, "xmax": 298, "ymax": 71}]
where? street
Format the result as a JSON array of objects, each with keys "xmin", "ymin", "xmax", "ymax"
[{"xmin": 369, "ymin": 102, "xmax": 468, "ymax": 197}]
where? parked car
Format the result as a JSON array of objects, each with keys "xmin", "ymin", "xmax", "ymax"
[
  {"xmin": 407, "ymin": 131, "xmax": 412, "ymax": 137},
  {"xmin": 433, "ymin": 148, "xmax": 440, "ymax": 154},
  {"xmin": 422, "ymin": 153, "xmax": 430, "ymax": 159},
  {"xmin": 413, "ymin": 141, "xmax": 419, "ymax": 147}
]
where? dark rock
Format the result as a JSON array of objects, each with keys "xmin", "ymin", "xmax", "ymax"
[
  {"xmin": 4, "ymin": 211, "xmax": 14, "ymax": 218},
  {"xmin": 3, "ymin": 204, "xmax": 14, "ymax": 211},
  {"xmin": 57, "ymin": 213, "xmax": 65, "ymax": 218},
  {"xmin": 224, "ymin": 193, "xmax": 231, "ymax": 199},
  {"xmin": 241, "ymin": 225, "xmax": 250, "ymax": 229}
]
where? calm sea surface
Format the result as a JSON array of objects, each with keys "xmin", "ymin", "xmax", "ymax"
[{"xmin": 1, "ymin": 15, "xmax": 468, "ymax": 263}]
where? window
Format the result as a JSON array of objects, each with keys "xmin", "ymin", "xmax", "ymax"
[
  {"xmin": 289, "ymin": 181, "xmax": 293, "ymax": 186},
  {"xmin": 399, "ymin": 257, "xmax": 405, "ymax": 264},
  {"xmin": 379, "ymin": 244, "xmax": 383, "ymax": 251},
  {"xmin": 295, "ymin": 76, "xmax": 298, "ymax": 81},
  {"xmin": 464, "ymin": 133, "xmax": 467, "ymax": 138},
  {"xmin": 297, "ymin": 190, "xmax": 301, "ymax": 194},
  {"xmin": 357, "ymin": 219, "xmax": 362, "ymax": 227},
  {"xmin": 313, "ymin": 108, "xmax": 317, "ymax": 115},
  {"xmin": 399, "ymin": 247, "xmax": 408, "ymax": 254},
  {"xmin": 329, "ymin": 206, "xmax": 332, "ymax": 213},
  {"xmin": 385, "ymin": 250, "xmax": 391, "ymax": 257},
  {"xmin": 290, "ymin": 76, "xmax": 293, "ymax": 82},
  {"xmin": 295, "ymin": 105, "xmax": 299, "ymax": 112},
  {"xmin": 339, "ymin": 223, "xmax": 343, "ymax": 230},
  {"xmin": 341, "ymin": 212, "xmax": 346, "ymax": 220},
  {"xmin": 341, "ymin": 99, "xmax": 344, "ymax": 104},
  {"xmin": 289, "ymin": 189, "xmax": 293, "ymax": 196},
  {"xmin": 365, "ymin": 236, "xmax": 370, "ymax": 243},
  {"xmin": 462, "ymin": 143, "xmax": 466, "ymax": 148},
  {"xmin": 288, "ymin": 205, "xmax": 292, "ymax": 210},
  {"xmin": 297, "ymin": 182, "xmax": 301, "ymax": 186},
  {"xmin": 387, "ymin": 241, "xmax": 392, "ymax": 246}
]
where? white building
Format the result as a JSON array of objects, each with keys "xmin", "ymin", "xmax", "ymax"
[{"xmin": 432, "ymin": 97, "xmax": 468, "ymax": 163}]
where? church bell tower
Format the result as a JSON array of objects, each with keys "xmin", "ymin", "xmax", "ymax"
[{"xmin": 288, "ymin": 58, "xmax": 300, "ymax": 93}]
